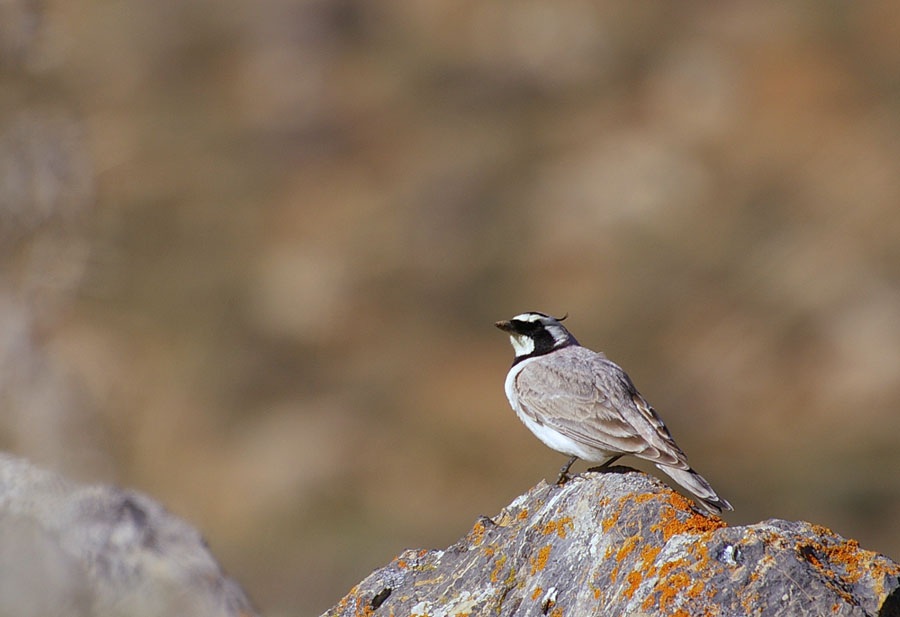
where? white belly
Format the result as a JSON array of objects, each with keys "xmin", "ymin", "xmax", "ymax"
[{"xmin": 503, "ymin": 357, "xmax": 616, "ymax": 463}]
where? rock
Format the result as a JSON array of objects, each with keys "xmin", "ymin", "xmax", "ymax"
[
  {"xmin": 0, "ymin": 454, "xmax": 258, "ymax": 617},
  {"xmin": 321, "ymin": 467, "xmax": 900, "ymax": 617}
]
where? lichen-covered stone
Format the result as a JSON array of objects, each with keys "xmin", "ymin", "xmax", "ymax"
[{"xmin": 322, "ymin": 468, "xmax": 900, "ymax": 617}]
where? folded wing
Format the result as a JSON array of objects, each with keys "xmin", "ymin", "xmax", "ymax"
[{"xmin": 513, "ymin": 346, "xmax": 690, "ymax": 469}]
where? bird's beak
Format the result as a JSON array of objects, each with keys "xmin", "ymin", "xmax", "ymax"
[{"xmin": 495, "ymin": 320, "xmax": 514, "ymax": 333}]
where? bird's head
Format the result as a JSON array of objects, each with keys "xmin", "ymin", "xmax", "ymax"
[{"xmin": 495, "ymin": 312, "xmax": 579, "ymax": 361}]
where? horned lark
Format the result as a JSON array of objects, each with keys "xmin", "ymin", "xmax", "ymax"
[{"xmin": 496, "ymin": 311, "xmax": 733, "ymax": 514}]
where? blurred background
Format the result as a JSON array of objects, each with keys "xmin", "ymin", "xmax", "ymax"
[{"xmin": 2, "ymin": 1, "xmax": 899, "ymax": 615}]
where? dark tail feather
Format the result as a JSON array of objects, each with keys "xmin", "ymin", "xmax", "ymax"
[{"xmin": 656, "ymin": 464, "xmax": 733, "ymax": 514}]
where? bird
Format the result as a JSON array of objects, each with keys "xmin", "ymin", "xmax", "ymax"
[{"xmin": 495, "ymin": 311, "xmax": 733, "ymax": 514}]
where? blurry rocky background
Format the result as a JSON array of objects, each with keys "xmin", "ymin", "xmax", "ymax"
[{"xmin": 1, "ymin": 2, "xmax": 899, "ymax": 616}]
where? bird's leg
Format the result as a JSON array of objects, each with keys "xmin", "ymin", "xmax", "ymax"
[
  {"xmin": 595, "ymin": 455, "xmax": 623, "ymax": 470},
  {"xmin": 555, "ymin": 456, "xmax": 579, "ymax": 485}
]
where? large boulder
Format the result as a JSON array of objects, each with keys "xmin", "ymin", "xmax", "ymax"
[{"xmin": 322, "ymin": 467, "xmax": 900, "ymax": 617}]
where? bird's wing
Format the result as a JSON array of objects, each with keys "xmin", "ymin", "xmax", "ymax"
[{"xmin": 514, "ymin": 348, "xmax": 689, "ymax": 467}]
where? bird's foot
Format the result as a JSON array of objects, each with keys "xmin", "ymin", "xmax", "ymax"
[{"xmin": 555, "ymin": 456, "xmax": 578, "ymax": 486}]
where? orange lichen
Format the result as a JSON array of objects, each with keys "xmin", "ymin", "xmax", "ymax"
[
  {"xmin": 517, "ymin": 509, "xmax": 529, "ymax": 520},
  {"xmin": 542, "ymin": 517, "xmax": 574, "ymax": 538},
  {"xmin": 687, "ymin": 581, "xmax": 705, "ymax": 600},
  {"xmin": 823, "ymin": 537, "xmax": 900, "ymax": 583},
  {"xmin": 658, "ymin": 558, "xmax": 688, "ymax": 578},
  {"xmin": 548, "ymin": 607, "xmax": 563, "ymax": 617},
  {"xmin": 470, "ymin": 521, "xmax": 486, "ymax": 546},
  {"xmin": 531, "ymin": 587, "xmax": 543, "ymax": 601},
  {"xmin": 687, "ymin": 538, "xmax": 713, "ymax": 563},
  {"xmin": 600, "ymin": 492, "xmax": 653, "ymax": 533},
  {"xmin": 624, "ymin": 571, "xmax": 643, "ymax": 598},
  {"xmin": 638, "ymin": 551, "xmax": 706, "ymax": 613},
  {"xmin": 530, "ymin": 545, "xmax": 552, "ymax": 574},
  {"xmin": 333, "ymin": 587, "xmax": 356, "ymax": 616},
  {"xmin": 602, "ymin": 508, "xmax": 621, "ymax": 533},
  {"xmin": 789, "ymin": 530, "xmax": 900, "ymax": 608},
  {"xmin": 639, "ymin": 545, "xmax": 661, "ymax": 570},
  {"xmin": 658, "ymin": 571, "xmax": 691, "ymax": 611},
  {"xmin": 616, "ymin": 536, "xmax": 641, "ymax": 562},
  {"xmin": 650, "ymin": 494, "xmax": 727, "ymax": 542},
  {"xmin": 397, "ymin": 559, "xmax": 408, "ymax": 569},
  {"xmin": 353, "ymin": 595, "xmax": 375, "ymax": 617},
  {"xmin": 614, "ymin": 531, "xmax": 668, "ymax": 606},
  {"xmin": 801, "ymin": 548, "xmax": 824, "ymax": 570},
  {"xmin": 800, "ymin": 527, "xmax": 900, "ymax": 591},
  {"xmin": 824, "ymin": 539, "xmax": 861, "ymax": 570},
  {"xmin": 666, "ymin": 492, "xmax": 698, "ymax": 512}
]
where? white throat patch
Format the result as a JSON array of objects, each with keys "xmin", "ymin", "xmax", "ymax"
[{"xmin": 509, "ymin": 334, "xmax": 535, "ymax": 357}]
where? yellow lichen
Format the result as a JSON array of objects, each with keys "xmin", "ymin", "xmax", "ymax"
[{"xmin": 490, "ymin": 555, "xmax": 507, "ymax": 584}]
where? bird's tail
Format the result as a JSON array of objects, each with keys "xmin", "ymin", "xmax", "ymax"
[{"xmin": 656, "ymin": 464, "xmax": 733, "ymax": 515}]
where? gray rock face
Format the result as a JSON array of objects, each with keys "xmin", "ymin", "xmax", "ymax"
[
  {"xmin": 322, "ymin": 468, "xmax": 900, "ymax": 617},
  {"xmin": 0, "ymin": 454, "xmax": 257, "ymax": 617}
]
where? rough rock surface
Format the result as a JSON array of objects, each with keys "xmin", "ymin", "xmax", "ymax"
[
  {"xmin": 0, "ymin": 454, "xmax": 257, "ymax": 617},
  {"xmin": 322, "ymin": 468, "xmax": 900, "ymax": 617}
]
